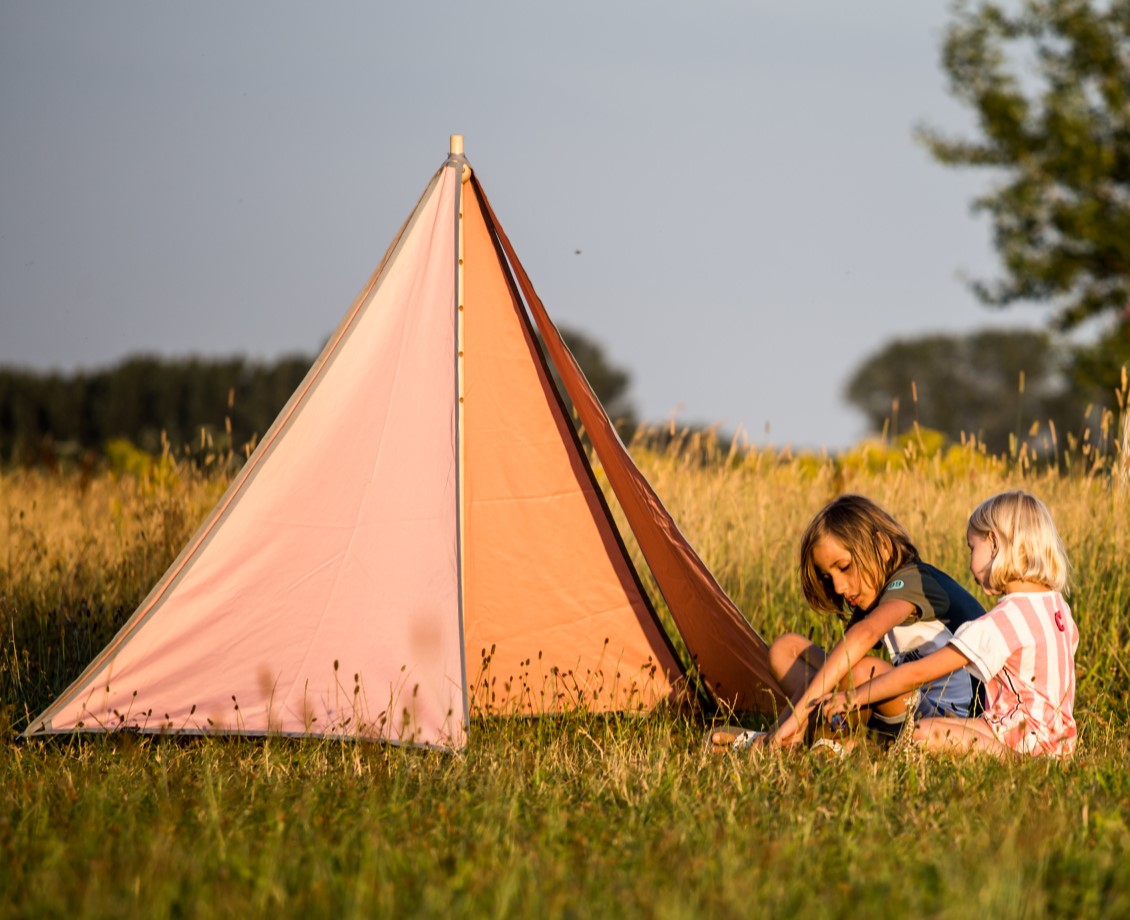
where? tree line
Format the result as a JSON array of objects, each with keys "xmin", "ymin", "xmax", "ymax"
[
  {"xmin": 0, "ymin": 355, "xmax": 313, "ymax": 466},
  {"xmin": 0, "ymin": 328, "xmax": 639, "ymax": 467},
  {"xmin": 845, "ymin": 325, "xmax": 1129, "ymax": 455}
]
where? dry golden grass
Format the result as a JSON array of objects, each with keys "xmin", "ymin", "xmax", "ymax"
[{"xmin": 1, "ymin": 411, "xmax": 1129, "ymax": 918}]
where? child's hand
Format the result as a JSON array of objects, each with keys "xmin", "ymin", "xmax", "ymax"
[{"xmin": 819, "ymin": 689, "xmax": 858, "ymax": 717}]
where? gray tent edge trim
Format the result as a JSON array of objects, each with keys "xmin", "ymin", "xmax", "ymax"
[{"xmin": 24, "ymin": 723, "xmax": 462, "ymax": 752}]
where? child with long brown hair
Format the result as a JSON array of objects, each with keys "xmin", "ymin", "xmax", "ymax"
[
  {"xmin": 714, "ymin": 493, "xmax": 984, "ymax": 750},
  {"xmin": 820, "ymin": 490, "xmax": 1077, "ymax": 757}
]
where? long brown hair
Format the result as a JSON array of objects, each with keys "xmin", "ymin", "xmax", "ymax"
[{"xmin": 799, "ymin": 494, "xmax": 919, "ymax": 613}]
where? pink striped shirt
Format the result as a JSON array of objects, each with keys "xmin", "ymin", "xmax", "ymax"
[{"xmin": 950, "ymin": 592, "xmax": 1078, "ymax": 757}]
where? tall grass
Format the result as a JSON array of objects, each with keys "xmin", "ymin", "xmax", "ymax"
[
  {"xmin": 1, "ymin": 412, "xmax": 1128, "ymax": 917},
  {"xmin": 1, "ymin": 463, "xmax": 225, "ymax": 729}
]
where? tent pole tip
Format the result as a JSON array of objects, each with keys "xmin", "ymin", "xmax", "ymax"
[{"xmin": 450, "ymin": 134, "xmax": 464, "ymax": 156}]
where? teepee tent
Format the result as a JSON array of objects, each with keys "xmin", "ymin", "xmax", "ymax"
[{"xmin": 25, "ymin": 137, "xmax": 783, "ymax": 750}]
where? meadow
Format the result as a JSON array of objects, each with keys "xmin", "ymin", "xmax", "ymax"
[{"xmin": 1, "ymin": 415, "xmax": 1129, "ymax": 918}]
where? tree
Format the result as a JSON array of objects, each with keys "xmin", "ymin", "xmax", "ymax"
[
  {"xmin": 549, "ymin": 326, "xmax": 638, "ymax": 434},
  {"xmin": 844, "ymin": 328, "xmax": 1078, "ymax": 453},
  {"xmin": 922, "ymin": 0, "xmax": 1130, "ymax": 334},
  {"xmin": 0, "ymin": 327, "xmax": 636, "ymax": 465},
  {"xmin": 1067, "ymin": 313, "xmax": 1130, "ymax": 397}
]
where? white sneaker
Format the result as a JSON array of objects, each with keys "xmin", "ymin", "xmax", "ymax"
[
  {"xmin": 731, "ymin": 729, "xmax": 769, "ymax": 751},
  {"xmin": 811, "ymin": 737, "xmax": 846, "ymax": 758},
  {"xmin": 705, "ymin": 725, "xmax": 768, "ymax": 752}
]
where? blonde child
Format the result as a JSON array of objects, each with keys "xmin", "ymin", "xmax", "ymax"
[
  {"xmin": 714, "ymin": 494, "xmax": 984, "ymax": 750},
  {"xmin": 820, "ymin": 490, "xmax": 1078, "ymax": 758}
]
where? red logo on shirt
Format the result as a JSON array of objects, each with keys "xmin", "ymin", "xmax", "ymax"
[{"xmin": 1054, "ymin": 610, "xmax": 1066, "ymax": 632}]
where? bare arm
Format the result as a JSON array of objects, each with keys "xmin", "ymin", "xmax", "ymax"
[
  {"xmin": 820, "ymin": 644, "xmax": 973, "ymax": 717},
  {"xmin": 768, "ymin": 599, "xmax": 914, "ymax": 746}
]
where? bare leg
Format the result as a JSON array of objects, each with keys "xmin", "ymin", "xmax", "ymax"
[
  {"xmin": 708, "ymin": 634, "xmax": 825, "ymax": 750},
  {"xmin": 844, "ymin": 656, "xmax": 915, "ymax": 721},
  {"xmin": 913, "ymin": 717, "xmax": 1014, "ymax": 758},
  {"xmin": 771, "ymin": 634, "xmax": 913, "ymax": 722},
  {"xmin": 769, "ymin": 633, "xmax": 829, "ymax": 703},
  {"xmin": 711, "ymin": 635, "xmax": 902, "ymax": 750},
  {"xmin": 710, "ymin": 635, "xmax": 916, "ymax": 752}
]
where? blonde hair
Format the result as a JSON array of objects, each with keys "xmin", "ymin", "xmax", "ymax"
[
  {"xmin": 968, "ymin": 490, "xmax": 1070, "ymax": 594},
  {"xmin": 799, "ymin": 494, "xmax": 919, "ymax": 613}
]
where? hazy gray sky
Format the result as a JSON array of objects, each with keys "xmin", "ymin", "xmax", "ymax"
[{"xmin": 0, "ymin": 2, "xmax": 1038, "ymax": 448}]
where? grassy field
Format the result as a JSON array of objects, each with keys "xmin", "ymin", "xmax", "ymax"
[{"xmin": 2, "ymin": 423, "xmax": 1129, "ymax": 918}]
